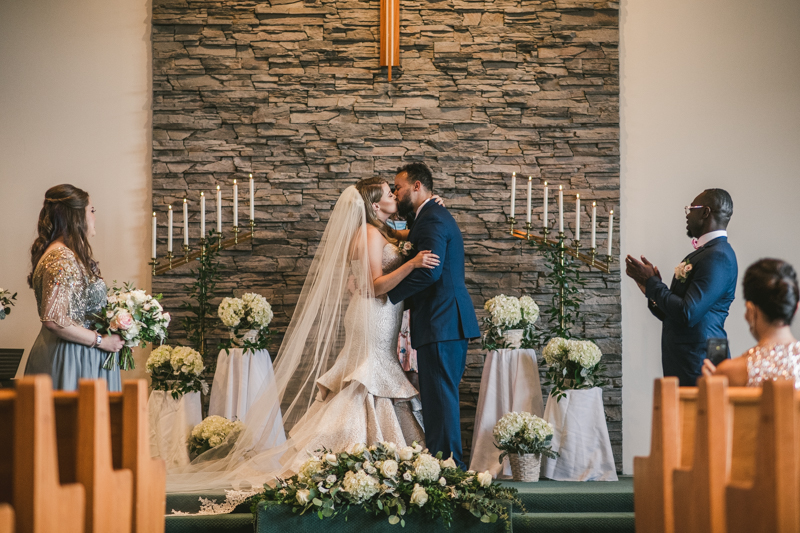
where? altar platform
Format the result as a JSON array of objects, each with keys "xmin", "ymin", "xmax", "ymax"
[{"xmin": 165, "ymin": 476, "xmax": 634, "ymax": 533}]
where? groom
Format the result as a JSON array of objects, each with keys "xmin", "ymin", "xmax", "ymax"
[{"xmin": 388, "ymin": 162, "xmax": 480, "ymax": 468}]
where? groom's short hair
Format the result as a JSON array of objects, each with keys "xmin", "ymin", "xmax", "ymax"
[{"xmin": 397, "ymin": 162, "xmax": 433, "ymax": 192}]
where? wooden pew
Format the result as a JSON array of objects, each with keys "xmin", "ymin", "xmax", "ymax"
[
  {"xmin": 0, "ymin": 504, "xmax": 13, "ymax": 533},
  {"xmin": 726, "ymin": 379, "xmax": 798, "ymax": 533},
  {"xmin": 11, "ymin": 376, "xmax": 85, "ymax": 533},
  {"xmin": 54, "ymin": 380, "xmax": 133, "ymax": 533},
  {"xmin": 108, "ymin": 382, "xmax": 166, "ymax": 533}
]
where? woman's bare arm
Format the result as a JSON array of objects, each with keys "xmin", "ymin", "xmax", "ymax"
[{"xmin": 366, "ymin": 226, "xmax": 438, "ymax": 296}]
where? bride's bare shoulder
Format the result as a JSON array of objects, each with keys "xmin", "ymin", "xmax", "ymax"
[{"xmin": 365, "ymin": 224, "xmax": 389, "ymax": 246}]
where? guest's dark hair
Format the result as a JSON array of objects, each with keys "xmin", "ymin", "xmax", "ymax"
[
  {"xmin": 743, "ymin": 259, "xmax": 799, "ymax": 326},
  {"xmin": 702, "ymin": 188, "xmax": 733, "ymax": 226},
  {"xmin": 397, "ymin": 162, "xmax": 433, "ymax": 192},
  {"xmin": 28, "ymin": 184, "xmax": 99, "ymax": 288}
]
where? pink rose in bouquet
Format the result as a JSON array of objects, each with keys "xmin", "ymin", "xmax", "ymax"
[{"xmin": 109, "ymin": 311, "xmax": 134, "ymax": 331}]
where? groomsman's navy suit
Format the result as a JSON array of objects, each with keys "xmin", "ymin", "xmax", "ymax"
[
  {"xmin": 645, "ymin": 236, "xmax": 738, "ymax": 386},
  {"xmin": 388, "ymin": 200, "xmax": 480, "ymax": 467}
]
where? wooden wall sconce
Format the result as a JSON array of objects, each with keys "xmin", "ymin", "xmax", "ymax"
[{"xmin": 380, "ymin": 0, "xmax": 399, "ymax": 80}]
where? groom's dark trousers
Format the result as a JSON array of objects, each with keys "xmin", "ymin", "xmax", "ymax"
[{"xmin": 388, "ymin": 201, "xmax": 480, "ymax": 469}]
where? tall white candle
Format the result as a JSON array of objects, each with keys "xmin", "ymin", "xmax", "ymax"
[
  {"xmin": 543, "ymin": 182, "xmax": 549, "ymax": 229},
  {"xmin": 233, "ymin": 180, "xmax": 238, "ymax": 227},
  {"xmin": 510, "ymin": 172, "xmax": 516, "ymax": 219},
  {"xmin": 167, "ymin": 205, "xmax": 173, "ymax": 252},
  {"xmin": 200, "ymin": 192, "xmax": 206, "ymax": 237},
  {"xmin": 591, "ymin": 202, "xmax": 597, "ymax": 249},
  {"xmin": 526, "ymin": 176, "xmax": 532, "ymax": 224},
  {"xmin": 249, "ymin": 174, "xmax": 255, "ymax": 222},
  {"xmin": 558, "ymin": 185, "xmax": 564, "ymax": 234},
  {"xmin": 216, "ymin": 185, "xmax": 222, "ymax": 234},
  {"xmin": 575, "ymin": 194, "xmax": 580, "ymax": 241},
  {"xmin": 183, "ymin": 198, "xmax": 189, "ymax": 247},
  {"xmin": 608, "ymin": 210, "xmax": 614, "ymax": 256},
  {"xmin": 151, "ymin": 212, "xmax": 157, "ymax": 258}
]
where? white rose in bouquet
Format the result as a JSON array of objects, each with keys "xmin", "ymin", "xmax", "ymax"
[
  {"xmin": 399, "ymin": 446, "xmax": 415, "ymax": 461},
  {"xmin": 410, "ymin": 484, "xmax": 428, "ymax": 507},
  {"xmin": 296, "ymin": 489, "xmax": 311, "ymax": 505},
  {"xmin": 477, "ymin": 471, "xmax": 493, "ymax": 487},
  {"xmin": 440, "ymin": 456, "xmax": 457, "ymax": 469},
  {"xmin": 380, "ymin": 459, "xmax": 398, "ymax": 478}
]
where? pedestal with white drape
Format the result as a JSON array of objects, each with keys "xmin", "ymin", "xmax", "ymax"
[
  {"xmin": 541, "ymin": 387, "xmax": 618, "ymax": 481},
  {"xmin": 208, "ymin": 345, "xmax": 286, "ymax": 446},
  {"xmin": 468, "ymin": 348, "xmax": 544, "ymax": 478},
  {"xmin": 148, "ymin": 390, "xmax": 202, "ymax": 469}
]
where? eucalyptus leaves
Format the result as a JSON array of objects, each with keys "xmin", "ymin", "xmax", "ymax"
[{"xmin": 0, "ymin": 288, "xmax": 17, "ymax": 320}]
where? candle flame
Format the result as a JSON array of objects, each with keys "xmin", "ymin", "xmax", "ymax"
[
  {"xmin": 234, "ymin": 179, "xmax": 237, "ymax": 184},
  {"xmin": 611, "ymin": 210, "xmax": 614, "ymax": 214},
  {"xmin": 183, "ymin": 198, "xmax": 187, "ymax": 203},
  {"xmin": 249, "ymin": 173, "xmax": 253, "ymax": 179},
  {"xmin": 528, "ymin": 176, "xmax": 532, "ymax": 181},
  {"xmin": 544, "ymin": 181, "xmax": 548, "ymax": 186},
  {"xmin": 168, "ymin": 205, "xmax": 172, "ymax": 210},
  {"xmin": 152, "ymin": 212, "xmax": 156, "ymax": 217},
  {"xmin": 576, "ymin": 194, "xmax": 580, "ymax": 198},
  {"xmin": 512, "ymin": 172, "xmax": 516, "ymax": 177},
  {"xmin": 201, "ymin": 191, "xmax": 204, "ymax": 196},
  {"xmin": 559, "ymin": 185, "xmax": 563, "ymax": 190},
  {"xmin": 593, "ymin": 201, "xmax": 596, "ymax": 206},
  {"xmin": 217, "ymin": 185, "xmax": 220, "ymax": 190}
]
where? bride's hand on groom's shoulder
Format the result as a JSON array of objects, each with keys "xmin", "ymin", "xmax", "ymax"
[
  {"xmin": 432, "ymin": 195, "xmax": 445, "ymax": 207},
  {"xmin": 410, "ymin": 250, "xmax": 440, "ymax": 270}
]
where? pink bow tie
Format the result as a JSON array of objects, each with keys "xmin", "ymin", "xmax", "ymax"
[{"xmin": 691, "ymin": 238, "xmax": 699, "ymax": 250}]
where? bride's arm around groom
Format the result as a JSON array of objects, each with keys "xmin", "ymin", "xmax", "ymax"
[{"xmin": 387, "ymin": 163, "xmax": 480, "ymax": 469}]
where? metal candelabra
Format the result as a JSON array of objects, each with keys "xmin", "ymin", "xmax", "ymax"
[{"xmin": 152, "ymin": 220, "xmax": 255, "ymax": 276}]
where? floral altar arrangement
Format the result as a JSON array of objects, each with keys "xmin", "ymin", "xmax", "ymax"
[
  {"xmin": 218, "ymin": 292, "xmax": 273, "ymax": 353},
  {"xmin": 188, "ymin": 415, "xmax": 246, "ymax": 457},
  {"xmin": 146, "ymin": 345, "xmax": 208, "ymax": 400},
  {"xmin": 0, "ymin": 288, "xmax": 17, "ymax": 320},
  {"xmin": 542, "ymin": 338, "xmax": 605, "ymax": 401},
  {"xmin": 251, "ymin": 442, "xmax": 522, "ymax": 529},
  {"xmin": 93, "ymin": 282, "xmax": 170, "ymax": 370},
  {"xmin": 493, "ymin": 412, "xmax": 556, "ymax": 482},
  {"xmin": 481, "ymin": 294, "xmax": 540, "ymax": 350}
]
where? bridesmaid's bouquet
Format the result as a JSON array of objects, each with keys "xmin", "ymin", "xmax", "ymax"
[
  {"xmin": 0, "ymin": 288, "xmax": 17, "ymax": 320},
  {"xmin": 94, "ymin": 282, "xmax": 171, "ymax": 371},
  {"xmin": 217, "ymin": 292, "xmax": 273, "ymax": 353}
]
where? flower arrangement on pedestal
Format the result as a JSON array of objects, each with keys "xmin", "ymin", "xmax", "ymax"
[
  {"xmin": 146, "ymin": 345, "xmax": 208, "ymax": 400},
  {"xmin": 493, "ymin": 411, "xmax": 557, "ymax": 482},
  {"xmin": 218, "ymin": 292, "xmax": 273, "ymax": 353},
  {"xmin": 94, "ymin": 282, "xmax": 170, "ymax": 370},
  {"xmin": 542, "ymin": 338, "xmax": 605, "ymax": 401},
  {"xmin": 481, "ymin": 294, "xmax": 540, "ymax": 351},
  {"xmin": 0, "ymin": 288, "xmax": 17, "ymax": 320},
  {"xmin": 188, "ymin": 415, "xmax": 245, "ymax": 457},
  {"xmin": 251, "ymin": 442, "xmax": 522, "ymax": 528}
]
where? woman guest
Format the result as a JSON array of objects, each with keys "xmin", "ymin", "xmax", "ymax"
[
  {"xmin": 703, "ymin": 258, "xmax": 800, "ymax": 387},
  {"xmin": 24, "ymin": 184, "xmax": 124, "ymax": 391}
]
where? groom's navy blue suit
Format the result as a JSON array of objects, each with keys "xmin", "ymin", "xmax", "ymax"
[
  {"xmin": 388, "ymin": 200, "xmax": 480, "ymax": 467},
  {"xmin": 645, "ymin": 236, "xmax": 738, "ymax": 386}
]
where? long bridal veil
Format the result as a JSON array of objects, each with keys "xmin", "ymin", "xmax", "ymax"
[{"xmin": 166, "ymin": 185, "xmax": 376, "ymax": 493}]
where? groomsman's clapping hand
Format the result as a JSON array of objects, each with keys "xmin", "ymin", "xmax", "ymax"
[{"xmin": 625, "ymin": 255, "xmax": 661, "ymax": 295}]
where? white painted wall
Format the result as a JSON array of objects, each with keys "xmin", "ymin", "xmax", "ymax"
[
  {"xmin": 0, "ymin": 0, "xmax": 152, "ymax": 379},
  {"xmin": 620, "ymin": 0, "xmax": 800, "ymax": 472}
]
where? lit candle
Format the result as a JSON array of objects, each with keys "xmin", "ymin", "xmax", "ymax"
[
  {"xmin": 575, "ymin": 194, "xmax": 580, "ymax": 241},
  {"xmin": 167, "ymin": 205, "xmax": 173, "ymax": 252},
  {"xmin": 558, "ymin": 185, "xmax": 564, "ymax": 234},
  {"xmin": 183, "ymin": 198, "xmax": 189, "ymax": 247},
  {"xmin": 526, "ymin": 176, "xmax": 532, "ymax": 224},
  {"xmin": 151, "ymin": 212, "xmax": 157, "ymax": 258},
  {"xmin": 591, "ymin": 202, "xmax": 597, "ymax": 249},
  {"xmin": 233, "ymin": 179, "xmax": 238, "ymax": 227},
  {"xmin": 200, "ymin": 192, "xmax": 206, "ymax": 237},
  {"xmin": 510, "ymin": 172, "xmax": 516, "ymax": 219},
  {"xmin": 249, "ymin": 174, "xmax": 255, "ymax": 222},
  {"xmin": 608, "ymin": 209, "xmax": 614, "ymax": 256},
  {"xmin": 543, "ymin": 182, "xmax": 549, "ymax": 229},
  {"xmin": 216, "ymin": 185, "xmax": 222, "ymax": 234}
]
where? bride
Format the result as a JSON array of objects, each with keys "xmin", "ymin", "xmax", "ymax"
[{"xmin": 167, "ymin": 178, "xmax": 440, "ymax": 493}]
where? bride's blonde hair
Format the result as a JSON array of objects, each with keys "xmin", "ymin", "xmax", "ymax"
[{"xmin": 356, "ymin": 177, "xmax": 399, "ymax": 245}]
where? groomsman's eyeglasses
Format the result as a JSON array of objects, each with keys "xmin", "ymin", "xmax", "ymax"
[{"xmin": 685, "ymin": 205, "xmax": 706, "ymax": 215}]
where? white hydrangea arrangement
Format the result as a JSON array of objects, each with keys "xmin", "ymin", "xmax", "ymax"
[
  {"xmin": 493, "ymin": 411, "xmax": 557, "ymax": 463},
  {"xmin": 146, "ymin": 344, "xmax": 208, "ymax": 399},
  {"xmin": 482, "ymin": 294, "xmax": 540, "ymax": 350},
  {"xmin": 218, "ymin": 292, "xmax": 273, "ymax": 353},
  {"xmin": 542, "ymin": 337, "xmax": 605, "ymax": 400},
  {"xmin": 253, "ymin": 441, "xmax": 523, "ymax": 528},
  {"xmin": 0, "ymin": 288, "xmax": 17, "ymax": 321},
  {"xmin": 187, "ymin": 415, "xmax": 245, "ymax": 457}
]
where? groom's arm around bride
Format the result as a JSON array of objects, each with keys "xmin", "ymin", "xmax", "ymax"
[{"xmin": 387, "ymin": 163, "xmax": 480, "ymax": 469}]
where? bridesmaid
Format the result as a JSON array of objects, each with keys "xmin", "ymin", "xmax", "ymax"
[{"xmin": 24, "ymin": 184, "xmax": 124, "ymax": 391}]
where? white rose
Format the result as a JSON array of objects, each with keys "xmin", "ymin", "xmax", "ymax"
[
  {"xmin": 410, "ymin": 484, "xmax": 428, "ymax": 507},
  {"xmin": 412, "ymin": 443, "xmax": 423, "ymax": 453},
  {"xmin": 325, "ymin": 453, "xmax": 338, "ymax": 466},
  {"xmin": 403, "ymin": 472, "xmax": 413, "ymax": 482},
  {"xmin": 350, "ymin": 442, "xmax": 366, "ymax": 455},
  {"xmin": 477, "ymin": 471, "xmax": 493, "ymax": 487},
  {"xmin": 326, "ymin": 475, "xmax": 337, "ymax": 485},
  {"xmin": 296, "ymin": 489, "xmax": 311, "ymax": 505},
  {"xmin": 441, "ymin": 456, "xmax": 457, "ymax": 469},
  {"xmin": 399, "ymin": 447, "xmax": 414, "ymax": 461},
  {"xmin": 438, "ymin": 477, "xmax": 446, "ymax": 486},
  {"xmin": 380, "ymin": 459, "xmax": 398, "ymax": 478},
  {"xmin": 382, "ymin": 442, "xmax": 397, "ymax": 454}
]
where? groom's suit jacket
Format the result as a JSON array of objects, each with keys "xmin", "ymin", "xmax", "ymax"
[
  {"xmin": 387, "ymin": 201, "xmax": 480, "ymax": 348},
  {"xmin": 645, "ymin": 236, "xmax": 738, "ymax": 386}
]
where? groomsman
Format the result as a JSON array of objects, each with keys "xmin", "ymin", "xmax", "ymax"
[{"xmin": 626, "ymin": 189, "xmax": 738, "ymax": 386}]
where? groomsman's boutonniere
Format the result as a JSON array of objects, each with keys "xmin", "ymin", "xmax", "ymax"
[
  {"xmin": 675, "ymin": 260, "xmax": 693, "ymax": 282},
  {"xmin": 399, "ymin": 241, "xmax": 415, "ymax": 257}
]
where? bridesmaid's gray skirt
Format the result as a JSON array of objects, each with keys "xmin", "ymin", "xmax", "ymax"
[{"xmin": 25, "ymin": 326, "xmax": 122, "ymax": 392}]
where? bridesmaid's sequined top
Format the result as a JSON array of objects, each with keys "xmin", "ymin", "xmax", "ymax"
[
  {"xmin": 746, "ymin": 342, "xmax": 800, "ymax": 388},
  {"xmin": 32, "ymin": 247, "xmax": 107, "ymax": 329}
]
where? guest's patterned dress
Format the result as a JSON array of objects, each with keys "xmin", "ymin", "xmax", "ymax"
[{"xmin": 746, "ymin": 341, "xmax": 800, "ymax": 388}]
